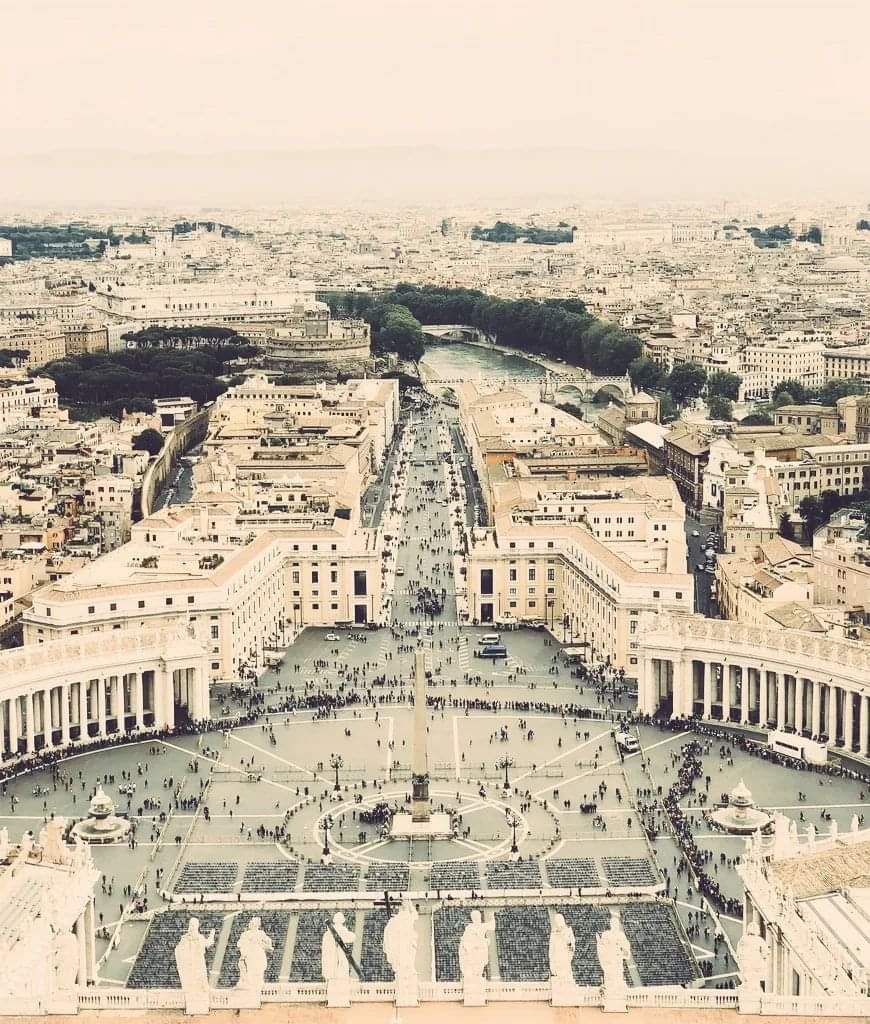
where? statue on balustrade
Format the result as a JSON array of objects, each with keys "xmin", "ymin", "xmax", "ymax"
[
  {"xmin": 737, "ymin": 919, "xmax": 768, "ymax": 1002},
  {"xmin": 383, "ymin": 899, "xmax": 419, "ymax": 1004},
  {"xmin": 52, "ymin": 927, "xmax": 80, "ymax": 993},
  {"xmin": 321, "ymin": 911, "xmax": 356, "ymax": 1007},
  {"xmin": 39, "ymin": 817, "xmax": 69, "ymax": 866},
  {"xmin": 175, "ymin": 917, "xmax": 215, "ymax": 1014},
  {"xmin": 236, "ymin": 916, "xmax": 273, "ymax": 995},
  {"xmin": 549, "ymin": 912, "xmax": 580, "ymax": 1006},
  {"xmin": 597, "ymin": 909, "xmax": 631, "ymax": 1009},
  {"xmin": 459, "ymin": 909, "xmax": 494, "ymax": 1005}
]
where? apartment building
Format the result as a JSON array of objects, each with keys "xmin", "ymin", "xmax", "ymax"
[
  {"xmin": 466, "ymin": 477, "xmax": 693, "ymax": 672},
  {"xmin": 812, "ymin": 510, "xmax": 870, "ymax": 608},
  {"xmin": 0, "ymin": 376, "xmax": 59, "ymax": 431}
]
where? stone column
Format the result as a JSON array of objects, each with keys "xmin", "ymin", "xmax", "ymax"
[
  {"xmin": 759, "ymin": 671, "xmax": 769, "ymax": 727},
  {"xmin": 740, "ymin": 665, "xmax": 749, "ymax": 723},
  {"xmin": 61, "ymin": 684, "xmax": 71, "ymax": 745},
  {"xmin": 828, "ymin": 685, "xmax": 838, "ymax": 743},
  {"xmin": 25, "ymin": 692, "xmax": 36, "ymax": 754},
  {"xmin": 114, "ymin": 676, "xmax": 125, "ymax": 734},
  {"xmin": 811, "ymin": 681, "xmax": 821, "ymax": 737},
  {"xmin": 135, "ymin": 673, "xmax": 145, "ymax": 729},
  {"xmin": 844, "ymin": 689, "xmax": 855, "ymax": 751},
  {"xmin": 9, "ymin": 696, "xmax": 19, "ymax": 755},
  {"xmin": 96, "ymin": 678, "xmax": 106, "ymax": 736},
  {"xmin": 702, "ymin": 662, "xmax": 712, "ymax": 719},
  {"xmin": 79, "ymin": 679, "xmax": 88, "ymax": 739},
  {"xmin": 776, "ymin": 674, "xmax": 786, "ymax": 731},
  {"xmin": 794, "ymin": 677, "xmax": 804, "ymax": 735},
  {"xmin": 860, "ymin": 695, "xmax": 869, "ymax": 759}
]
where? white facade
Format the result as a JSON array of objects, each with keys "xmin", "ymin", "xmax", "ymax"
[{"xmin": 0, "ymin": 376, "xmax": 58, "ymax": 431}]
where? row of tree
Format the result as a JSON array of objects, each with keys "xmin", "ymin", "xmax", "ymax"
[
  {"xmin": 37, "ymin": 345, "xmax": 253, "ymax": 419},
  {"xmin": 470, "ymin": 221, "xmax": 573, "ymax": 245},
  {"xmin": 324, "ymin": 285, "xmax": 644, "ymax": 376},
  {"xmin": 780, "ymin": 488, "xmax": 870, "ymax": 541}
]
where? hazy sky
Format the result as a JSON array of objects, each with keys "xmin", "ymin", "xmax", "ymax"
[{"xmin": 2, "ymin": 0, "xmax": 869, "ymax": 203}]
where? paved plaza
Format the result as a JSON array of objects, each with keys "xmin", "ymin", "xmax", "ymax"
[{"xmin": 2, "ymin": 400, "xmax": 867, "ymax": 993}]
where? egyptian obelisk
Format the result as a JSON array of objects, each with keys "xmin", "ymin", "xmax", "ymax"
[{"xmin": 411, "ymin": 647, "xmax": 430, "ymax": 822}]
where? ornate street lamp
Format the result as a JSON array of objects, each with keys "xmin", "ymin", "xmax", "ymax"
[
  {"xmin": 505, "ymin": 809, "xmax": 520, "ymax": 856},
  {"xmin": 496, "ymin": 755, "xmax": 514, "ymax": 792},
  {"xmin": 330, "ymin": 754, "xmax": 344, "ymax": 794},
  {"xmin": 322, "ymin": 813, "xmax": 334, "ymax": 857}
]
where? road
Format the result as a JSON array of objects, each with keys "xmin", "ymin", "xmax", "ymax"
[{"xmin": 684, "ymin": 512, "xmax": 718, "ymax": 618}]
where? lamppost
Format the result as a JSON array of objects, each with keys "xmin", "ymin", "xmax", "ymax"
[
  {"xmin": 505, "ymin": 809, "xmax": 520, "ymax": 857},
  {"xmin": 330, "ymin": 754, "xmax": 343, "ymax": 795},
  {"xmin": 496, "ymin": 755, "xmax": 514, "ymax": 792},
  {"xmin": 322, "ymin": 814, "xmax": 334, "ymax": 858}
]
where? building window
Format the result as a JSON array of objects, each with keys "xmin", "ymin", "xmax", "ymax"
[
  {"xmin": 138, "ymin": 600, "xmax": 145, "ymax": 609},
  {"xmin": 480, "ymin": 569, "xmax": 494, "ymax": 595},
  {"xmin": 354, "ymin": 570, "xmax": 367, "ymax": 596}
]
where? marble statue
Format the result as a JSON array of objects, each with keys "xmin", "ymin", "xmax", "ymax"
[
  {"xmin": 0, "ymin": 826, "xmax": 9, "ymax": 860},
  {"xmin": 737, "ymin": 919, "xmax": 768, "ymax": 1008},
  {"xmin": 383, "ymin": 899, "xmax": 419, "ymax": 1005},
  {"xmin": 236, "ymin": 917, "xmax": 273, "ymax": 995},
  {"xmin": 851, "ymin": 814, "xmax": 860, "ymax": 833},
  {"xmin": 175, "ymin": 917, "xmax": 215, "ymax": 1014},
  {"xmin": 459, "ymin": 910, "xmax": 494, "ymax": 1006},
  {"xmin": 830, "ymin": 819, "xmax": 838, "ymax": 839},
  {"xmin": 39, "ymin": 818, "xmax": 68, "ymax": 865},
  {"xmin": 806, "ymin": 822, "xmax": 816, "ymax": 847},
  {"xmin": 321, "ymin": 911, "xmax": 356, "ymax": 1007},
  {"xmin": 549, "ymin": 912, "xmax": 580, "ymax": 1006},
  {"xmin": 549, "ymin": 912, "xmax": 576, "ymax": 982},
  {"xmin": 597, "ymin": 909, "xmax": 631, "ymax": 1009}
]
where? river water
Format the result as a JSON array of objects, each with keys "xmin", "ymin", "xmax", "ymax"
[{"xmin": 419, "ymin": 341, "xmax": 601, "ymax": 422}]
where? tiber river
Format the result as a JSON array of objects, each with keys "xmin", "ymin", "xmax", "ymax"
[{"xmin": 418, "ymin": 341, "xmax": 602, "ymax": 422}]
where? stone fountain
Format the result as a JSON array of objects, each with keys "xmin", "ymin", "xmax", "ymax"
[
  {"xmin": 71, "ymin": 785, "xmax": 131, "ymax": 843},
  {"xmin": 710, "ymin": 779, "xmax": 773, "ymax": 835}
]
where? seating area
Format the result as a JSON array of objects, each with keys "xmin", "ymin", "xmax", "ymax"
[
  {"xmin": 241, "ymin": 861, "xmax": 300, "ymax": 893},
  {"xmin": 485, "ymin": 859, "xmax": 542, "ymax": 889},
  {"xmin": 494, "ymin": 907, "xmax": 550, "ymax": 981},
  {"xmin": 430, "ymin": 861, "xmax": 481, "ymax": 891},
  {"xmin": 359, "ymin": 909, "xmax": 393, "ymax": 982},
  {"xmin": 432, "ymin": 907, "xmax": 472, "ymax": 982},
  {"xmin": 545, "ymin": 858, "xmax": 600, "ymax": 888},
  {"xmin": 173, "ymin": 862, "xmax": 238, "ymax": 895},
  {"xmin": 217, "ymin": 911, "xmax": 289, "ymax": 988},
  {"xmin": 288, "ymin": 910, "xmax": 357, "ymax": 983},
  {"xmin": 364, "ymin": 863, "xmax": 410, "ymax": 892},
  {"xmin": 556, "ymin": 905, "xmax": 610, "ymax": 985},
  {"xmin": 127, "ymin": 911, "xmax": 224, "ymax": 988},
  {"xmin": 301, "ymin": 863, "xmax": 360, "ymax": 893},
  {"xmin": 620, "ymin": 903, "xmax": 699, "ymax": 986},
  {"xmin": 602, "ymin": 857, "xmax": 658, "ymax": 888}
]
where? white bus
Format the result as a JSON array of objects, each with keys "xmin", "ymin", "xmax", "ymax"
[
  {"xmin": 615, "ymin": 731, "xmax": 640, "ymax": 755},
  {"xmin": 768, "ymin": 730, "xmax": 827, "ymax": 765}
]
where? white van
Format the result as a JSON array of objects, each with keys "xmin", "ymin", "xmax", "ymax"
[
  {"xmin": 478, "ymin": 633, "xmax": 501, "ymax": 646},
  {"xmin": 615, "ymin": 731, "xmax": 640, "ymax": 755},
  {"xmin": 768, "ymin": 730, "xmax": 827, "ymax": 765}
]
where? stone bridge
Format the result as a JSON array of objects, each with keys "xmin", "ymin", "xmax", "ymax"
[
  {"xmin": 420, "ymin": 324, "xmax": 492, "ymax": 343},
  {"xmin": 424, "ymin": 371, "xmax": 631, "ymax": 404}
]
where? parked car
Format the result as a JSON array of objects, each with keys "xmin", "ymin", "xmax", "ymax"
[{"xmin": 325, "ymin": 633, "xmax": 340, "ymax": 642}]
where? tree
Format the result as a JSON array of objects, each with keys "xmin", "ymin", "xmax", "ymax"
[
  {"xmin": 772, "ymin": 379, "xmax": 809, "ymax": 404},
  {"xmin": 628, "ymin": 357, "xmax": 665, "ymax": 392},
  {"xmin": 707, "ymin": 396, "xmax": 734, "ymax": 421},
  {"xmin": 818, "ymin": 378, "xmax": 866, "ymax": 405},
  {"xmin": 798, "ymin": 496, "xmax": 825, "ymax": 538},
  {"xmin": 820, "ymin": 489, "xmax": 842, "ymax": 518},
  {"xmin": 132, "ymin": 428, "xmax": 165, "ymax": 456},
  {"xmin": 857, "ymin": 220, "xmax": 870, "ymax": 231},
  {"xmin": 707, "ymin": 371, "xmax": 741, "ymax": 401},
  {"xmin": 658, "ymin": 394, "xmax": 679, "ymax": 422},
  {"xmin": 666, "ymin": 363, "xmax": 707, "ymax": 405},
  {"xmin": 779, "ymin": 512, "xmax": 796, "ymax": 541},
  {"xmin": 740, "ymin": 411, "xmax": 774, "ymax": 426}
]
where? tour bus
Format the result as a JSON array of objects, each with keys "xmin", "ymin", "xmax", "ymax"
[
  {"xmin": 478, "ymin": 633, "xmax": 501, "ymax": 646},
  {"xmin": 768, "ymin": 730, "xmax": 827, "ymax": 765},
  {"xmin": 615, "ymin": 731, "xmax": 640, "ymax": 755},
  {"xmin": 476, "ymin": 643, "xmax": 508, "ymax": 659}
]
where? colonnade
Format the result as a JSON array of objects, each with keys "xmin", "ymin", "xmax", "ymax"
[
  {"xmin": 0, "ymin": 671, "xmax": 158, "ymax": 757},
  {"xmin": 643, "ymin": 651, "xmax": 870, "ymax": 758}
]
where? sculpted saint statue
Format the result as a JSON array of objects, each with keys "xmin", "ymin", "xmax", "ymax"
[
  {"xmin": 236, "ymin": 917, "xmax": 273, "ymax": 993},
  {"xmin": 596, "ymin": 910, "xmax": 631, "ymax": 994},
  {"xmin": 175, "ymin": 917, "xmax": 215, "ymax": 994},
  {"xmin": 321, "ymin": 912, "xmax": 356, "ymax": 984},
  {"xmin": 383, "ymin": 900, "xmax": 419, "ymax": 986},
  {"xmin": 549, "ymin": 913, "xmax": 576, "ymax": 983},
  {"xmin": 53, "ymin": 929, "xmax": 80, "ymax": 991},
  {"xmin": 737, "ymin": 920, "xmax": 768, "ymax": 995},
  {"xmin": 459, "ymin": 910, "xmax": 494, "ymax": 982}
]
